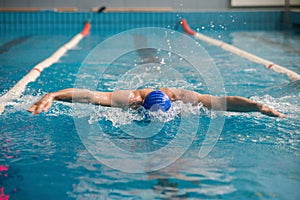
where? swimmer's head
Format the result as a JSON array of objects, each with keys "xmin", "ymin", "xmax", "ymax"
[{"xmin": 142, "ymin": 90, "xmax": 171, "ymax": 112}]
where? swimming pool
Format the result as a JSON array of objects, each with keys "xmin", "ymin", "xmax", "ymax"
[{"xmin": 1, "ymin": 12, "xmax": 300, "ymax": 199}]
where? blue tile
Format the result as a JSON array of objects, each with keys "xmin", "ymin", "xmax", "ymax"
[{"xmin": 0, "ymin": 11, "xmax": 289, "ymax": 35}]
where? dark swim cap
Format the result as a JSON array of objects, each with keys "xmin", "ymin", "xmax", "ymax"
[{"xmin": 142, "ymin": 90, "xmax": 171, "ymax": 112}]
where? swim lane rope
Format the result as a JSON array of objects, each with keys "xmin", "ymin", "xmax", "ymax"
[
  {"xmin": 180, "ymin": 19, "xmax": 300, "ymax": 82},
  {"xmin": 0, "ymin": 21, "xmax": 91, "ymax": 114}
]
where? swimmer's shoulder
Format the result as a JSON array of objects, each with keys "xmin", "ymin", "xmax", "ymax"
[
  {"xmin": 160, "ymin": 88, "xmax": 201, "ymax": 101},
  {"xmin": 136, "ymin": 88, "xmax": 154, "ymax": 99},
  {"xmin": 159, "ymin": 88, "xmax": 177, "ymax": 101}
]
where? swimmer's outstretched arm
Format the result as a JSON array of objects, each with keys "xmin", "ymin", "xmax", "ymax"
[
  {"xmin": 28, "ymin": 88, "xmax": 114, "ymax": 115},
  {"xmin": 198, "ymin": 94, "xmax": 286, "ymax": 118},
  {"xmin": 28, "ymin": 88, "xmax": 150, "ymax": 115},
  {"xmin": 166, "ymin": 88, "xmax": 285, "ymax": 118}
]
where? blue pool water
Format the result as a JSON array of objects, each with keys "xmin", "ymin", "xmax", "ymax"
[{"xmin": 0, "ymin": 28, "xmax": 300, "ymax": 200}]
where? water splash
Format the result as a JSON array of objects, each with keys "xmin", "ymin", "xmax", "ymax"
[{"xmin": 87, "ymin": 101, "xmax": 206, "ymax": 128}]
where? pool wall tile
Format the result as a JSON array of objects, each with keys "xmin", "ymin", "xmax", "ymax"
[
  {"xmin": 0, "ymin": 11, "xmax": 288, "ymax": 35},
  {"xmin": 291, "ymin": 11, "xmax": 300, "ymax": 21},
  {"xmin": 291, "ymin": 10, "xmax": 300, "ymax": 29}
]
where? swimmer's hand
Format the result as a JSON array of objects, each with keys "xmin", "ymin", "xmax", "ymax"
[
  {"xmin": 259, "ymin": 105, "xmax": 286, "ymax": 118},
  {"xmin": 28, "ymin": 88, "xmax": 114, "ymax": 115},
  {"xmin": 28, "ymin": 93, "xmax": 55, "ymax": 115}
]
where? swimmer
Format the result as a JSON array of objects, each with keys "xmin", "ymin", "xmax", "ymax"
[{"xmin": 28, "ymin": 88, "xmax": 285, "ymax": 118}]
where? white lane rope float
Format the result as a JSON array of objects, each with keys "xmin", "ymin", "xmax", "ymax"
[
  {"xmin": 180, "ymin": 19, "xmax": 300, "ymax": 82},
  {"xmin": 0, "ymin": 21, "xmax": 91, "ymax": 114}
]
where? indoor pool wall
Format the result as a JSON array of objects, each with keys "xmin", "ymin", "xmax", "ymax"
[{"xmin": 0, "ymin": 10, "xmax": 291, "ymax": 35}]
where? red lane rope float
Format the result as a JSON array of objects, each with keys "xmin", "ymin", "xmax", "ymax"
[
  {"xmin": 268, "ymin": 64, "xmax": 275, "ymax": 69},
  {"xmin": 32, "ymin": 68, "xmax": 42, "ymax": 73},
  {"xmin": 180, "ymin": 19, "xmax": 195, "ymax": 35},
  {"xmin": 0, "ymin": 21, "xmax": 91, "ymax": 114},
  {"xmin": 180, "ymin": 19, "xmax": 300, "ymax": 82},
  {"xmin": 81, "ymin": 20, "xmax": 91, "ymax": 36}
]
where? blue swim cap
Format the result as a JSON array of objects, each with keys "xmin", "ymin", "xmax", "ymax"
[{"xmin": 142, "ymin": 90, "xmax": 171, "ymax": 112}]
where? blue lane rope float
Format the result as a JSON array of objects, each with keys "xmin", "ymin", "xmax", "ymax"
[
  {"xmin": 180, "ymin": 19, "xmax": 300, "ymax": 82},
  {"xmin": 0, "ymin": 21, "xmax": 91, "ymax": 114}
]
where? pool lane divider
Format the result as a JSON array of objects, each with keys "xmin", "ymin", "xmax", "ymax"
[
  {"xmin": 0, "ymin": 21, "xmax": 91, "ymax": 114},
  {"xmin": 180, "ymin": 19, "xmax": 300, "ymax": 82}
]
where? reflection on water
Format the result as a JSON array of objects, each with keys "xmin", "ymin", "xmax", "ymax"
[{"xmin": 67, "ymin": 147, "xmax": 236, "ymax": 199}]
